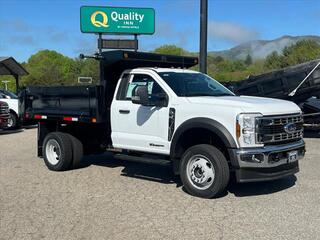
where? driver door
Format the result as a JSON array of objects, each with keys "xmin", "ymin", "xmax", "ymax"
[{"xmin": 111, "ymin": 73, "xmax": 170, "ymax": 154}]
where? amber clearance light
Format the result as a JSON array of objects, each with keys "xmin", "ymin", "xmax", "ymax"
[{"xmin": 236, "ymin": 121, "xmax": 241, "ymax": 139}]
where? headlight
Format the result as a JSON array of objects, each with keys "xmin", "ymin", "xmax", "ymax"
[{"xmin": 236, "ymin": 113, "xmax": 263, "ymax": 148}]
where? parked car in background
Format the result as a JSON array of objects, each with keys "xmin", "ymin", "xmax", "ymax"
[
  {"xmin": 0, "ymin": 89, "xmax": 19, "ymax": 129},
  {"xmin": 0, "ymin": 101, "xmax": 10, "ymax": 129}
]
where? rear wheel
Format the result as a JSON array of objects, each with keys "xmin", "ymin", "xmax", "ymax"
[
  {"xmin": 65, "ymin": 134, "xmax": 84, "ymax": 169},
  {"xmin": 180, "ymin": 144, "xmax": 230, "ymax": 198},
  {"xmin": 43, "ymin": 132, "xmax": 73, "ymax": 171}
]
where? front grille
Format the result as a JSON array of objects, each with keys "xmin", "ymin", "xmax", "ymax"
[
  {"xmin": 0, "ymin": 104, "xmax": 9, "ymax": 114},
  {"xmin": 256, "ymin": 113, "xmax": 303, "ymax": 145}
]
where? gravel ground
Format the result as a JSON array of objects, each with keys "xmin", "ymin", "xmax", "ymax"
[{"xmin": 1, "ymin": 128, "xmax": 319, "ymax": 240}]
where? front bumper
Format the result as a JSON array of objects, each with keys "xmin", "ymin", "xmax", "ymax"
[{"xmin": 229, "ymin": 139, "xmax": 305, "ymax": 182}]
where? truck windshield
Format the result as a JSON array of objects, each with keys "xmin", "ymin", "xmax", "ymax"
[{"xmin": 158, "ymin": 72, "xmax": 235, "ymax": 97}]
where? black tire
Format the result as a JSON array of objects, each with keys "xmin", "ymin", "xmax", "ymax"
[
  {"xmin": 43, "ymin": 132, "xmax": 73, "ymax": 171},
  {"xmin": 65, "ymin": 134, "xmax": 84, "ymax": 169},
  {"xmin": 180, "ymin": 144, "xmax": 230, "ymax": 198}
]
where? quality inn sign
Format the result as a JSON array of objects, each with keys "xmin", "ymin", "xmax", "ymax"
[{"xmin": 80, "ymin": 6, "xmax": 155, "ymax": 35}]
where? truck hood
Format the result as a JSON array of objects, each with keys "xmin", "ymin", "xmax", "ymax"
[{"xmin": 186, "ymin": 95, "xmax": 301, "ymax": 115}]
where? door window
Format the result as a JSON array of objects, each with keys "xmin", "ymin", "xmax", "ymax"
[{"xmin": 118, "ymin": 74, "xmax": 165, "ymax": 101}]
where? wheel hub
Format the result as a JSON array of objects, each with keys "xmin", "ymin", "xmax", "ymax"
[
  {"xmin": 45, "ymin": 139, "xmax": 61, "ymax": 165},
  {"xmin": 187, "ymin": 155, "xmax": 215, "ymax": 190},
  {"xmin": 7, "ymin": 117, "xmax": 13, "ymax": 128}
]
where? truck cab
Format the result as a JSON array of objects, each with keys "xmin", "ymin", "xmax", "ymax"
[{"xmin": 21, "ymin": 51, "xmax": 305, "ymax": 198}]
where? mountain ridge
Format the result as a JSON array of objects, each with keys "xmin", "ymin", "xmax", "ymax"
[{"xmin": 208, "ymin": 35, "xmax": 320, "ymax": 60}]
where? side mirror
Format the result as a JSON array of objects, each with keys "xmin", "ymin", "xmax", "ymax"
[
  {"xmin": 152, "ymin": 92, "xmax": 168, "ymax": 107},
  {"xmin": 132, "ymin": 85, "xmax": 150, "ymax": 106}
]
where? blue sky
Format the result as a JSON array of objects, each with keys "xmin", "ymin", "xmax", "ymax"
[{"xmin": 0, "ymin": 0, "xmax": 319, "ymax": 62}]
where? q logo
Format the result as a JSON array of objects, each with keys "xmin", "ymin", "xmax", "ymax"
[{"xmin": 91, "ymin": 11, "xmax": 109, "ymax": 27}]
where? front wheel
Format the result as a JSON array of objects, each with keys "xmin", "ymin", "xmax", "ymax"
[
  {"xmin": 180, "ymin": 144, "xmax": 230, "ymax": 198},
  {"xmin": 6, "ymin": 112, "xmax": 18, "ymax": 129}
]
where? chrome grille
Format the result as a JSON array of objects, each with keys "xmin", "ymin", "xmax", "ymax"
[
  {"xmin": 0, "ymin": 103, "xmax": 9, "ymax": 114},
  {"xmin": 256, "ymin": 113, "xmax": 303, "ymax": 145}
]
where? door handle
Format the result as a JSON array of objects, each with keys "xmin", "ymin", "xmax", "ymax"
[{"xmin": 119, "ymin": 109, "xmax": 130, "ymax": 114}]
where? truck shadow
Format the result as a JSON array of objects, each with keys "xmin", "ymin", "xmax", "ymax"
[
  {"xmin": 82, "ymin": 153, "xmax": 297, "ymax": 198},
  {"xmin": 82, "ymin": 153, "xmax": 182, "ymax": 187},
  {"xmin": 227, "ymin": 175, "xmax": 297, "ymax": 197}
]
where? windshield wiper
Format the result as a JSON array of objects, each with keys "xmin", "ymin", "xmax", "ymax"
[
  {"xmin": 186, "ymin": 93, "xmax": 233, "ymax": 97},
  {"xmin": 186, "ymin": 93, "xmax": 216, "ymax": 97},
  {"xmin": 214, "ymin": 93, "xmax": 234, "ymax": 97}
]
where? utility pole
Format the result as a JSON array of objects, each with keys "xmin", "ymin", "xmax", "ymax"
[
  {"xmin": 199, "ymin": 0, "xmax": 208, "ymax": 73},
  {"xmin": 2, "ymin": 80, "xmax": 10, "ymax": 91}
]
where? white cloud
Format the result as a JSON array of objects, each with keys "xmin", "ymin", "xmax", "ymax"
[
  {"xmin": 208, "ymin": 21, "xmax": 259, "ymax": 44},
  {"xmin": 154, "ymin": 22, "xmax": 189, "ymax": 46}
]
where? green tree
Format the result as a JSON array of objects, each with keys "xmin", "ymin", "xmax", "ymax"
[
  {"xmin": 282, "ymin": 40, "xmax": 320, "ymax": 66},
  {"xmin": 74, "ymin": 58, "xmax": 99, "ymax": 84},
  {"xmin": 264, "ymin": 51, "xmax": 282, "ymax": 70},
  {"xmin": 264, "ymin": 40, "xmax": 320, "ymax": 70},
  {"xmin": 245, "ymin": 54, "xmax": 252, "ymax": 65},
  {"xmin": 153, "ymin": 45, "xmax": 187, "ymax": 56},
  {"xmin": 22, "ymin": 50, "xmax": 76, "ymax": 86}
]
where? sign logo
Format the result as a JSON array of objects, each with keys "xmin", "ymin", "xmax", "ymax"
[
  {"xmin": 91, "ymin": 11, "xmax": 108, "ymax": 27},
  {"xmin": 284, "ymin": 123, "xmax": 297, "ymax": 134},
  {"xmin": 81, "ymin": 6, "xmax": 155, "ymax": 34}
]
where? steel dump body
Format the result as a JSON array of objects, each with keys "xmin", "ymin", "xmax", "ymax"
[{"xmin": 20, "ymin": 85, "xmax": 103, "ymax": 123}]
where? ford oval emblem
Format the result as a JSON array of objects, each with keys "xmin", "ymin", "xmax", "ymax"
[{"xmin": 284, "ymin": 123, "xmax": 297, "ymax": 134}]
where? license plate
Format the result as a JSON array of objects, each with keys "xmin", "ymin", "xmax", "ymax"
[{"xmin": 288, "ymin": 150, "xmax": 298, "ymax": 163}]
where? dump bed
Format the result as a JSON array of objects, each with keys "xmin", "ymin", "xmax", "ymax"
[
  {"xmin": 223, "ymin": 59, "xmax": 320, "ymax": 127},
  {"xmin": 224, "ymin": 59, "xmax": 320, "ymax": 104},
  {"xmin": 20, "ymin": 85, "xmax": 104, "ymax": 123}
]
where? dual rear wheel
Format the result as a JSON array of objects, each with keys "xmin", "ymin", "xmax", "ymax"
[{"xmin": 43, "ymin": 132, "xmax": 83, "ymax": 171}]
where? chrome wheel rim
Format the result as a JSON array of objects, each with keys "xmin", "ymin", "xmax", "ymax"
[
  {"xmin": 45, "ymin": 139, "xmax": 61, "ymax": 165},
  {"xmin": 186, "ymin": 154, "xmax": 215, "ymax": 190},
  {"xmin": 7, "ymin": 117, "xmax": 13, "ymax": 128}
]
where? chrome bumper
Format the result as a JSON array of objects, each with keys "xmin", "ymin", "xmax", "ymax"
[
  {"xmin": 230, "ymin": 139, "xmax": 305, "ymax": 168},
  {"xmin": 229, "ymin": 140, "xmax": 305, "ymax": 182}
]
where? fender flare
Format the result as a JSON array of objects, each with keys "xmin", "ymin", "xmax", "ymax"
[{"xmin": 170, "ymin": 117, "xmax": 237, "ymax": 159}]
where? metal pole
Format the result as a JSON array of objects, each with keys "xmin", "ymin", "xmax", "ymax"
[
  {"xmin": 134, "ymin": 34, "xmax": 138, "ymax": 52},
  {"xmin": 199, "ymin": 0, "xmax": 208, "ymax": 73},
  {"xmin": 15, "ymin": 75, "xmax": 19, "ymax": 94},
  {"xmin": 98, "ymin": 33, "xmax": 104, "ymax": 84},
  {"xmin": 98, "ymin": 33, "xmax": 102, "ymax": 54}
]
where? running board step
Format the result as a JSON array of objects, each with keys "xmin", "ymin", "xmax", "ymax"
[{"xmin": 114, "ymin": 154, "xmax": 172, "ymax": 166}]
